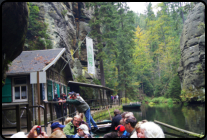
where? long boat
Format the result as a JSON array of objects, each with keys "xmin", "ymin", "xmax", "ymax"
[
  {"xmin": 122, "ymin": 102, "xmax": 141, "ymax": 109},
  {"xmin": 91, "ymin": 120, "xmax": 112, "ymax": 133}
]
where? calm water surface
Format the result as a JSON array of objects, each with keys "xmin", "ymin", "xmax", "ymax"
[
  {"xmin": 125, "ymin": 103, "xmax": 205, "ymax": 138},
  {"xmin": 95, "ymin": 103, "xmax": 205, "ymax": 138}
]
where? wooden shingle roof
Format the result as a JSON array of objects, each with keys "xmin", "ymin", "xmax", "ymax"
[{"xmin": 6, "ymin": 48, "xmax": 66, "ymax": 75}]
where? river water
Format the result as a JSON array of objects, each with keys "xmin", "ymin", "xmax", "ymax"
[
  {"xmin": 95, "ymin": 103, "xmax": 205, "ymax": 138},
  {"xmin": 124, "ymin": 103, "xmax": 205, "ymax": 138}
]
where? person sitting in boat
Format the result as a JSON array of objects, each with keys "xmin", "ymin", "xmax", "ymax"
[
  {"xmin": 119, "ymin": 112, "xmax": 128, "ymax": 125},
  {"xmin": 10, "ymin": 125, "xmax": 49, "ymax": 138},
  {"xmin": 124, "ymin": 116, "xmax": 138, "ymax": 138},
  {"xmin": 66, "ymin": 124, "xmax": 92, "ymax": 138},
  {"xmin": 63, "ymin": 115, "xmax": 81, "ymax": 135},
  {"xmin": 111, "ymin": 109, "xmax": 122, "ymax": 131},
  {"xmin": 124, "ymin": 112, "xmax": 134, "ymax": 123},
  {"xmin": 115, "ymin": 125, "xmax": 130, "ymax": 138},
  {"xmin": 65, "ymin": 117, "xmax": 73, "ymax": 125},
  {"xmin": 49, "ymin": 130, "xmax": 66, "ymax": 138},
  {"xmin": 137, "ymin": 121, "xmax": 165, "ymax": 138},
  {"xmin": 135, "ymin": 120, "xmax": 148, "ymax": 135},
  {"xmin": 79, "ymin": 113, "xmax": 90, "ymax": 131},
  {"xmin": 51, "ymin": 122, "xmax": 65, "ymax": 132}
]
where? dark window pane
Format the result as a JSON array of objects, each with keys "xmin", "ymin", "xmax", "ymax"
[
  {"xmin": 21, "ymin": 86, "xmax": 27, "ymax": 99},
  {"xmin": 14, "ymin": 78, "xmax": 26, "ymax": 85},
  {"xmin": 15, "ymin": 87, "xmax": 20, "ymax": 99}
]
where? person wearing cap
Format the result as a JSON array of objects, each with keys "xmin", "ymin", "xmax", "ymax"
[
  {"xmin": 66, "ymin": 124, "xmax": 92, "ymax": 138},
  {"xmin": 115, "ymin": 125, "xmax": 130, "ymax": 138},
  {"xmin": 60, "ymin": 92, "xmax": 99, "ymax": 133},
  {"xmin": 51, "ymin": 122, "xmax": 65, "ymax": 132},
  {"xmin": 111, "ymin": 109, "xmax": 122, "ymax": 131}
]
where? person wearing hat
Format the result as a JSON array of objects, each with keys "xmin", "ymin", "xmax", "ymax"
[
  {"xmin": 115, "ymin": 125, "xmax": 130, "ymax": 138},
  {"xmin": 66, "ymin": 124, "xmax": 92, "ymax": 138},
  {"xmin": 51, "ymin": 122, "xmax": 65, "ymax": 132},
  {"xmin": 59, "ymin": 92, "xmax": 99, "ymax": 133}
]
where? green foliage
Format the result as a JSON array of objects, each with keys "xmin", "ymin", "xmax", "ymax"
[
  {"xmin": 166, "ymin": 74, "xmax": 181, "ymax": 99},
  {"xmin": 25, "ymin": 2, "xmax": 52, "ymax": 50},
  {"xmin": 61, "ymin": 10, "xmax": 67, "ymax": 17},
  {"xmin": 121, "ymin": 97, "xmax": 131, "ymax": 104}
]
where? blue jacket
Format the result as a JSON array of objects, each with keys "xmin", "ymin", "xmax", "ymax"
[{"xmin": 120, "ymin": 130, "xmax": 130, "ymax": 138}]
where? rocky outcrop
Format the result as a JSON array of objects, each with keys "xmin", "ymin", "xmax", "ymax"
[
  {"xmin": 177, "ymin": 2, "xmax": 205, "ymax": 102},
  {"xmin": 28, "ymin": 2, "xmax": 100, "ymax": 80},
  {"xmin": 2, "ymin": 2, "xmax": 29, "ymax": 87}
]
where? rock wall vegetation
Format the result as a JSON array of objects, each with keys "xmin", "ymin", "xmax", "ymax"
[
  {"xmin": 25, "ymin": 2, "xmax": 101, "ymax": 83},
  {"xmin": 178, "ymin": 3, "xmax": 205, "ymax": 102}
]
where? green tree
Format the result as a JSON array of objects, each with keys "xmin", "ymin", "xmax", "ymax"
[{"xmin": 25, "ymin": 2, "xmax": 52, "ymax": 50}]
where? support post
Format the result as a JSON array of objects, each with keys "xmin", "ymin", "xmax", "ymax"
[
  {"xmin": 61, "ymin": 103, "xmax": 64, "ymax": 124},
  {"xmin": 26, "ymin": 104, "xmax": 31, "ymax": 132},
  {"xmin": 16, "ymin": 105, "xmax": 21, "ymax": 132},
  {"xmin": 44, "ymin": 102, "xmax": 47, "ymax": 133},
  {"xmin": 49, "ymin": 103, "xmax": 53, "ymax": 133},
  {"xmin": 37, "ymin": 71, "xmax": 41, "ymax": 125}
]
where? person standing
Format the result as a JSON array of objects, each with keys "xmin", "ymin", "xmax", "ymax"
[
  {"xmin": 60, "ymin": 93, "xmax": 67, "ymax": 117},
  {"xmin": 60, "ymin": 92, "xmax": 99, "ymax": 133},
  {"xmin": 53, "ymin": 94, "xmax": 61, "ymax": 121}
]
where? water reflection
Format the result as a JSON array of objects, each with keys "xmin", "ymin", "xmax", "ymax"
[{"xmin": 124, "ymin": 103, "xmax": 205, "ymax": 138}]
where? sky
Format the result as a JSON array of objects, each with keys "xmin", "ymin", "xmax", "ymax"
[{"xmin": 127, "ymin": 2, "xmax": 161, "ymax": 14}]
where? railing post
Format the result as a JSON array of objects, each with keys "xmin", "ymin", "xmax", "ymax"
[
  {"xmin": 61, "ymin": 102, "xmax": 64, "ymax": 124},
  {"xmin": 44, "ymin": 102, "xmax": 47, "ymax": 133},
  {"xmin": 26, "ymin": 104, "xmax": 31, "ymax": 132},
  {"xmin": 50, "ymin": 103, "xmax": 53, "ymax": 133},
  {"xmin": 16, "ymin": 105, "xmax": 21, "ymax": 132}
]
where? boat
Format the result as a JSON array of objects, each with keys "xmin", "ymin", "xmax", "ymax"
[
  {"xmin": 91, "ymin": 120, "xmax": 112, "ymax": 133},
  {"xmin": 122, "ymin": 102, "xmax": 141, "ymax": 109}
]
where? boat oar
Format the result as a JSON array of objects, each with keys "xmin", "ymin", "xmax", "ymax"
[{"xmin": 107, "ymin": 106, "xmax": 112, "ymax": 121}]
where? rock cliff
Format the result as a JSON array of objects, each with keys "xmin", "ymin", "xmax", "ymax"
[
  {"xmin": 27, "ymin": 2, "xmax": 100, "ymax": 80},
  {"xmin": 2, "ymin": 2, "xmax": 29, "ymax": 87},
  {"xmin": 177, "ymin": 2, "xmax": 205, "ymax": 102}
]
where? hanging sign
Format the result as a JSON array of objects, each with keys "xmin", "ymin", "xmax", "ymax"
[
  {"xmin": 86, "ymin": 36, "xmax": 95, "ymax": 75},
  {"xmin": 30, "ymin": 71, "xmax": 46, "ymax": 84}
]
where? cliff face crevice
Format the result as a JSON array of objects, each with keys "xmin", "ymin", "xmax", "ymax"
[
  {"xmin": 27, "ymin": 2, "xmax": 100, "ymax": 80},
  {"xmin": 178, "ymin": 2, "xmax": 205, "ymax": 102}
]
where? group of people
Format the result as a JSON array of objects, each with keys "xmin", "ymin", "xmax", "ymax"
[
  {"xmin": 10, "ymin": 113, "xmax": 93, "ymax": 138},
  {"xmin": 105, "ymin": 109, "xmax": 165, "ymax": 138},
  {"xmin": 10, "ymin": 91, "xmax": 165, "ymax": 138},
  {"xmin": 111, "ymin": 94, "xmax": 119, "ymax": 101}
]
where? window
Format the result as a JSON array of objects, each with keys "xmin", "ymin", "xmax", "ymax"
[{"xmin": 13, "ymin": 77, "xmax": 28, "ymax": 102}]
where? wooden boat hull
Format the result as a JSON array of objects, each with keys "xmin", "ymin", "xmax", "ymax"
[
  {"xmin": 122, "ymin": 104, "xmax": 141, "ymax": 109},
  {"xmin": 91, "ymin": 120, "xmax": 112, "ymax": 133}
]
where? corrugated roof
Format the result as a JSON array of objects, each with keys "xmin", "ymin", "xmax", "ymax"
[{"xmin": 6, "ymin": 48, "xmax": 66, "ymax": 75}]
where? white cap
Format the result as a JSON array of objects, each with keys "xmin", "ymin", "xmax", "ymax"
[
  {"xmin": 78, "ymin": 124, "xmax": 90, "ymax": 135},
  {"xmin": 10, "ymin": 132, "xmax": 27, "ymax": 138}
]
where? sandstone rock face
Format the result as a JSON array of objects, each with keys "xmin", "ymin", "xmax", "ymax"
[
  {"xmin": 2, "ymin": 2, "xmax": 29, "ymax": 87},
  {"xmin": 29, "ymin": 2, "xmax": 100, "ymax": 80},
  {"xmin": 177, "ymin": 3, "xmax": 205, "ymax": 100}
]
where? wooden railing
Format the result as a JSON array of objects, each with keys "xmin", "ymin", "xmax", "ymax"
[{"xmin": 2, "ymin": 98, "xmax": 120, "ymax": 137}]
